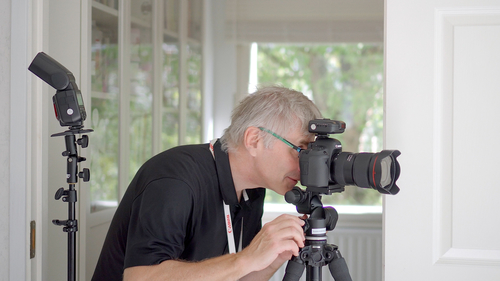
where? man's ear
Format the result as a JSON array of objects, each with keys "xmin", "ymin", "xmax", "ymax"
[{"xmin": 243, "ymin": 126, "xmax": 261, "ymax": 157}]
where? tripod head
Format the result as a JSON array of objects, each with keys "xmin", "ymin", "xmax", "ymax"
[
  {"xmin": 283, "ymin": 187, "xmax": 352, "ymax": 281},
  {"xmin": 285, "ymin": 186, "xmax": 338, "ymax": 235}
]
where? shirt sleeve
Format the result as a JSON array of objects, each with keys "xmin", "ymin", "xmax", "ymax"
[{"xmin": 124, "ymin": 177, "xmax": 194, "ymax": 268}]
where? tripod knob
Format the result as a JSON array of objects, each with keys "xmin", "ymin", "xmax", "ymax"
[
  {"xmin": 285, "ymin": 186, "xmax": 307, "ymax": 204},
  {"xmin": 55, "ymin": 187, "xmax": 66, "ymax": 200},
  {"xmin": 311, "ymin": 251, "xmax": 323, "ymax": 263},
  {"xmin": 79, "ymin": 168, "xmax": 90, "ymax": 182},
  {"xmin": 77, "ymin": 135, "xmax": 89, "ymax": 148}
]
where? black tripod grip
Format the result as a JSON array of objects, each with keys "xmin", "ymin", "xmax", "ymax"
[
  {"xmin": 282, "ymin": 258, "xmax": 305, "ymax": 281},
  {"xmin": 328, "ymin": 255, "xmax": 352, "ymax": 281}
]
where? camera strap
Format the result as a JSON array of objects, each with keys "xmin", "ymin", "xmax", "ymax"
[{"xmin": 209, "ymin": 139, "xmax": 247, "ymax": 254}]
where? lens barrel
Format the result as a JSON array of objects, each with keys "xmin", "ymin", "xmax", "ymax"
[{"xmin": 332, "ymin": 150, "xmax": 401, "ymax": 195}]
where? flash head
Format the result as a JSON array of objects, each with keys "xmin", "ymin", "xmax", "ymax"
[
  {"xmin": 28, "ymin": 52, "xmax": 76, "ymax": 91},
  {"xmin": 29, "ymin": 52, "xmax": 87, "ymax": 128}
]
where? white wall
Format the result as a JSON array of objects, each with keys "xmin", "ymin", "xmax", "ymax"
[
  {"xmin": 3, "ymin": 0, "xmax": 31, "ymax": 280},
  {"xmin": 0, "ymin": 1, "xmax": 11, "ymax": 281},
  {"xmin": 212, "ymin": 0, "xmax": 238, "ymax": 138}
]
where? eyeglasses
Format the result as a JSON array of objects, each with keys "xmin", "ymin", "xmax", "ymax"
[{"xmin": 258, "ymin": 127, "xmax": 303, "ymax": 153}]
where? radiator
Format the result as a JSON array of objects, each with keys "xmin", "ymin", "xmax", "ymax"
[{"xmin": 268, "ymin": 213, "xmax": 383, "ymax": 281}]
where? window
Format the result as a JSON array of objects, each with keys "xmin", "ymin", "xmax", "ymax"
[
  {"xmin": 254, "ymin": 43, "xmax": 384, "ymax": 207},
  {"xmin": 89, "ymin": 0, "xmax": 204, "ymax": 212}
]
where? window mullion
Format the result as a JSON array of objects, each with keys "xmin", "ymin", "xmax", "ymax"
[
  {"xmin": 152, "ymin": 0, "xmax": 163, "ymax": 155},
  {"xmin": 178, "ymin": 0, "xmax": 188, "ymax": 145},
  {"xmin": 118, "ymin": 0, "xmax": 131, "ymax": 199}
]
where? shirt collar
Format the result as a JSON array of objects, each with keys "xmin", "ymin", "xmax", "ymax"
[{"xmin": 212, "ymin": 139, "xmax": 239, "ymax": 205}]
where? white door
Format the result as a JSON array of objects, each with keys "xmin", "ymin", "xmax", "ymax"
[{"xmin": 384, "ymin": 0, "xmax": 500, "ymax": 280}]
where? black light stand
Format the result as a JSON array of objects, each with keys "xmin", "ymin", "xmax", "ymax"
[
  {"xmin": 282, "ymin": 187, "xmax": 352, "ymax": 281},
  {"xmin": 51, "ymin": 128, "xmax": 92, "ymax": 281},
  {"xmin": 29, "ymin": 52, "xmax": 93, "ymax": 281}
]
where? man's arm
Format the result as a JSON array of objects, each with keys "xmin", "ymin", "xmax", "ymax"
[
  {"xmin": 239, "ymin": 250, "xmax": 293, "ymax": 281},
  {"xmin": 123, "ymin": 214, "xmax": 305, "ymax": 281},
  {"xmin": 124, "ymin": 254, "xmax": 249, "ymax": 281}
]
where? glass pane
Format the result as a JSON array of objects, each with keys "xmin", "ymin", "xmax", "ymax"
[
  {"xmin": 90, "ymin": 1, "xmax": 120, "ymax": 212},
  {"xmin": 130, "ymin": 0, "xmax": 154, "ymax": 182},
  {"xmin": 164, "ymin": 0, "xmax": 179, "ymax": 35},
  {"xmin": 186, "ymin": 110, "xmax": 202, "ymax": 145},
  {"xmin": 90, "ymin": 98, "xmax": 119, "ymax": 212},
  {"xmin": 93, "ymin": 0, "xmax": 118, "ymax": 9},
  {"xmin": 162, "ymin": 111, "xmax": 179, "ymax": 149},
  {"xmin": 257, "ymin": 44, "xmax": 384, "ymax": 206},
  {"xmin": 185, "ymin": 43, "xmax": 202, "ymax": 144},
  {"xmin": 162, "ymin": 40, "xmax": 180, "ymax": 150},
  {"xmin": 187, "ymin": 0, "xmax": 202, "ymax": 41},
  {"xmin": 187, "ymin": 44, "xmax": 202, "ymax": 112}
]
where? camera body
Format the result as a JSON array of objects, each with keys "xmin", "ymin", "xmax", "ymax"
[{"xmin": 299, "ymin": 119, "xmax": 401, "ymax": 195}]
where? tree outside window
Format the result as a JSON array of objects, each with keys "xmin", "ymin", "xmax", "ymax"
[{"xmin": 256, "ymin": 43, "xmax": 384, "ymax": 206}]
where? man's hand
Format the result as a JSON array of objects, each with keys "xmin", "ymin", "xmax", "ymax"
[{"xmin": 239, "ymin": 214, "xmax": 306, "ymax": 274}]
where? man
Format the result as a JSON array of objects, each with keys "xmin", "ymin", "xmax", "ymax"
[{"xmin": 92, "ymin": 86, "xmax": 322, "ymax": 280}]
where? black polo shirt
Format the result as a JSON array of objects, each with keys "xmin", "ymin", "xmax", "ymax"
[{"xmin": 92, "ymin": 140, "xmax": 266, "ymax": 281}]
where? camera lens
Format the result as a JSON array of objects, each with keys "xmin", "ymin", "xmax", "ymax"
[{"xmin": 332, "ymin": 150, "xmax": 401, "ymax": 195}]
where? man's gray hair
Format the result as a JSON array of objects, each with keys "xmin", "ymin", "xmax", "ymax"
[{"xmin": 220, "ymin": 85, "xmax": 322, "ymax": 152}]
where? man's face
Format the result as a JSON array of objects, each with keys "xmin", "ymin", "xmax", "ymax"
[{"xmin": 254, "ymin": 125, "xmax": 315, "ymax": 195}]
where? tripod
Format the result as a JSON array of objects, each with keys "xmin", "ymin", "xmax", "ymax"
[
  {"xmin": 51, "ymin": 126, "xmax": 92, "ymax": 281},
  {"xmin": 283, "ymin": 187, "xmax": 352, "ymax": 281}
]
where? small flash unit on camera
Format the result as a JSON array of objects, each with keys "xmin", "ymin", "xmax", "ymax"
[
  {"xmin": 28, "ymin": 52, "xmax": 87, "ymax": 128},
  {"xmin": 309, "ymin": 119, "xmax": 346, "ymax": 135}
]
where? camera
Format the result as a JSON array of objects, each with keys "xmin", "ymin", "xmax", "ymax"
[
  {"xmin": 298, "ymin": 119, "xmax": 400, "ymax": 195},
  {"xmin": 29, "ymin": 52, "xmax": 87, "ymax": 128},
  {"xmin": 283, "ymin": 119, "xmax": 401, "ymax": 281}
]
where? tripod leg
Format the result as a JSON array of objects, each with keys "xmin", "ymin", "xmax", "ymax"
[
  {"xmin": 282, "ymin": 258, "xmax": 305, "ymax": 281},
  {"xmin": 306, "ymin": 266, "xmax": 322, "ymax": 281},
  {"xmin": 327, "ymin": 251, "xmax": 352, "ymax": 281}
]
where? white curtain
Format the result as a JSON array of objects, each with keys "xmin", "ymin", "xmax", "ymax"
[
  {"xmin": 235, "ymin": 44, "xmax": 251, "ymax": 105},
  {"xmin": 225, "ymin": 0, "xmax": 384, "ymax": 43}
]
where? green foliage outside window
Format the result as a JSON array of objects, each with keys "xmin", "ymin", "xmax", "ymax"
[
  {"xmin": 90, "ymin": 41, "xmax": 120, "ymax": 212},
  {"xmin": 186, "ymin": 44, "xmax": 203, "ymax": 145},
  {"xmin": 257, "ymin": 43, "xmax": 384, "ymax": 206},
  {"xmin": 161, "ymin": 42, "xmax": 180, "ymax": 151}
]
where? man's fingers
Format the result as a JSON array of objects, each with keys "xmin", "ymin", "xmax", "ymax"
[{"xmin": 261, "ymin": 215, "xmax": 306, "ymax": 248}]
